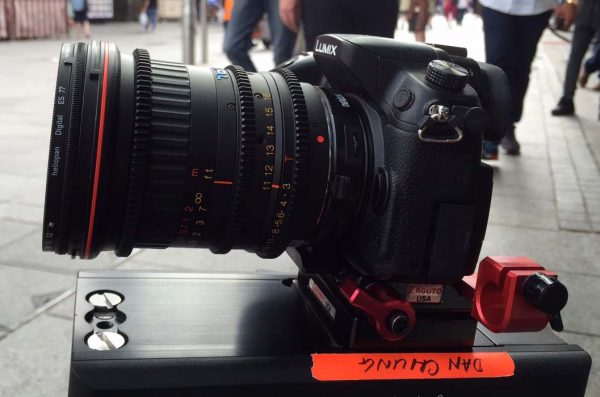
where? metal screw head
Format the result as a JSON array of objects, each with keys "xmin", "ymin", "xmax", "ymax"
[
  {"xmin": 94, "ymin": 310, "xmax": 116, "ymax": 321},
  {"xmin": 387, "ymin": 311, "xmax": 410, "ymax": 336},
  {"xmin": 429, "ymin": 104, "xmax": 450, "ymax": 122},
  {"xmin": 86, "ymin": 331, "xmax": 126, "ymax": 351},
  {"xmin": 87, "ymin": 292, "xmax": 123, "ymax": 309}
]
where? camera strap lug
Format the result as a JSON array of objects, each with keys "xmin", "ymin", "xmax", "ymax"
[{"xmin": 417, "ymin": 104, "xmax": 464, "ymax": 144}]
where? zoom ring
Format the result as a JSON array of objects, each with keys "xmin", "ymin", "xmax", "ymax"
[
  {"xmin": 260, "ymin": 68, "xmax": 310, "ymax": 257},
  {"xmin": 214, "ymin": 65, "xmax": 257, "ymax": 253},
  {"xmin": 136, "ymin": 60, "xmax": 191, "ymax": 247},
  {"xmin": 116, "ymin": 49, "xmax": 152, "ymax": 256}
]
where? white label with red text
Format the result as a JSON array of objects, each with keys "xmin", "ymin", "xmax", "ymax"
[{"xmin": 406, "ymin": 284, "xmax": 444, "ymax": 303}]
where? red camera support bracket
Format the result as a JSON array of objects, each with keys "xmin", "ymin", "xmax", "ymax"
[
  {"xmin": 463, "ymin": 256, "xmax": 567, "ymax": 333},
  {"xmin": 337, "ymin": 257, "xmax": 567, "ymax": 342},
  {"xmin": 339, "ymin": 278, "xmax": 416, "ymax": 341}
]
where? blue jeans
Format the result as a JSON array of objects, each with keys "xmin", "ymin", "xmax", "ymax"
[
  {"xmin": 223, "ymin": 0, "xmax": 296, "ymax": 72},
  {"xmin": 584, "ymin": 32, "xmax": 600, "ymax": 78},
  {"xmin": 146, "ymin": 8, "xmax": 157, "ymax": 32}
]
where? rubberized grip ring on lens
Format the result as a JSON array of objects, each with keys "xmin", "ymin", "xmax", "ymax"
[
  {"xmin": 257, "ymin": 68, "xmax": 310, "ymax": 258},
  {"xmin": 213, "ymin": 65, "xmax": 257, "ymax": 253},
  {"xmin": 115, "ymin": 49, "xmax": 152, "ymax": 256}
]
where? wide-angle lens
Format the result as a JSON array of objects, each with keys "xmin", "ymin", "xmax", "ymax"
[{"xmin": 43, "ymin": 41, "xmax": 369, "ymax": 259}]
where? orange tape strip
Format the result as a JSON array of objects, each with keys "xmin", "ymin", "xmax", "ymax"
[{"xmin": 311, "ymin": 352, "xmax": 515, "ymax": 381}]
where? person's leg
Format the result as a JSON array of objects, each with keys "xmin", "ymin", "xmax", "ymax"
[
  {"xmin": 301, "ymin": 0, "xmax": 354, "ymax": 51},
  {"xmin": 563, "ymin": 25, "xmax": 595, "ymax": 99},
  {"xmin": 153, "ymin": 10, "xmax": 158, "ymax": 31},
  {"xmin": 83, "ymin": 20, "xmax": 91, "ymax": 38},
  {"xmin": 266, "ymin": 0, "xmax": 296, "ymax": 66},
  {"xmin": 509, "ymin": 11, "xmax": 552, "ymax": 123},
  {"xmin": 594, "ymin": 31, "xmax": 600, "ymax": 81},
  {"xmin": 73, "ymin": 12, "xmax": 84, "ymax": 38},
  {"xmin": 584, "ymin": 30, "xmax": 600, "ymax": 76},
  {"xmin": 353, "ymin": 0, "xmax": 399, "ymax": 39},
  {"xmin": 496, "ymin": 10, "xmax": 550, "ymax": 154},
  {"xmin": 552, "ymin": 25, "xmax": 595, "ymax": 114},
  {"xmin": 456, "ymin": 8, "xmax": 466, "ymax": 25},
  {"xmin": 223, "ymin": 0, "xmax": 265, "ymax": 72},
  {"xmin": 480, "ymin": 6, "xmax": 518, "ymax": 158},
  {"xmin": 146, "ymin": 8, "xmax": 157, "ymax": 32}
]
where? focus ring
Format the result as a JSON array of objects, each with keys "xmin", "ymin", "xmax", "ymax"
[
  {"xmin": 135, "ymin": 60, "xmax": 191, "ymax": 247},
  {"xmin": 259, "ymin": 68, "xmax": 310, "ymax": 257},
  {"xmin": 213, "ymin": 65, "xmax": 257, "ymax": 253},
  {"xmin": 116, "ymin": 48, "xmax": 152, "ymax": 256}
]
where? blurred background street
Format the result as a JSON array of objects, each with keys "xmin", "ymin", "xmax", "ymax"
[{"xmin": 1, "ymin": 1, "xmax": 600, "ymax": 396}]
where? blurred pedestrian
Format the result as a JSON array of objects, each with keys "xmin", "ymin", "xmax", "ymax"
[
  {"xmin": 141, "ymin": 0, "xmax": 158, "ymax": 33},
  {"xmin": 580, "ymin": 32, "xmax": 600, "ymax": 91},
  {"xmin": 71, "ymin": 0, "xmax": 90, "ymax": 39},
  {"xmin": 456, "ymin": 0, "xmax": 469, "ymax": 26},
  {"xmin": 480, "ymin": 0, "xmax": 577, "ymax": 159},
  {"xmin": 406, "ymin": 0, "xmax": 433, "ymax": 42},
  {"xmin": 279, "ymin": 0, "xmax": 399, "ymax": 50},
  {"xmin": 223, "ymin": 0, "xmax": 296, "ymax": 72},
  {"xmin": 444, "ymin": 0, "xmax": 458, "ymax": 25},
  {"xmin": 552, "ymin": 0, "xmax": 600, "ymax": 116},
  {"xmin": 197, "ymin": 0, "xmax": 221, "ymax": 22},
  {"xmin": 223, "ymin": 0, "xmax": 234, "ymax": 30}
]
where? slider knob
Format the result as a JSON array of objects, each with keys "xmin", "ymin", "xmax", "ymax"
[{"xmin": 522, "ymin": 272, "xmax": 568, "ymax": 315}]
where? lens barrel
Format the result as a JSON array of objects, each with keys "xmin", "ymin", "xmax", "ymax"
[{"xmin": 43, "ymin": 41, "xmax": 367, "ymax": 260}]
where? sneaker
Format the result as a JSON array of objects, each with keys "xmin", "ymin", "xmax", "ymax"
[
  {"xmin": 551, "ymin": 97, "xmax": 575, "ymax": 116},
  {"xmin": 482, "ymin": 150, "xmax": 498, "ymax": 161},
  {"xmin": 482, "ymin": 141, "xmax": 499, "ymax": 160},
  {"xmin": 500, "ymin": 125, "xmax": 520, "ymax": 155}
]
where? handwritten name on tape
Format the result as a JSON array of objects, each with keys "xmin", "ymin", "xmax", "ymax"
[{"xmin": 311, "ymin": 352, "xmax": 515, "ymax": 381}]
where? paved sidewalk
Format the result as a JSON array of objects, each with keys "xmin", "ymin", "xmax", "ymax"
[{"xmin": 0, "ymin": 16, "xmax": 599, "ymax": 396}]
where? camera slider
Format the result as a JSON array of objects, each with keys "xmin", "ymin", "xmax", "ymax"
[{"xmin": 68, "ymin": 268, "xmax": 590, "ymax": 397}]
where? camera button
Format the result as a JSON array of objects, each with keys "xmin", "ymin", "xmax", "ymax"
[{"xmin": 393, "ymin": 89, "xmax": 415, "ymax": 111}]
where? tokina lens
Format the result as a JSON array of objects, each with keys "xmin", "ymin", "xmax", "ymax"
[{"xmin": 43, "ymin": 41, "xmax": 368, "ymax": 260}]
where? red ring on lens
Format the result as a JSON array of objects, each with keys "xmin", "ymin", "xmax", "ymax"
[{"xmin": 84, "ymin": 42, "xmax": 110, "ymax": 258}]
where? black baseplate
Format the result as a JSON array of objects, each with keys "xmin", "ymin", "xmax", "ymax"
[{"xmin": 68, "ymin": 271, "xmax": 591, "ymax": 397}]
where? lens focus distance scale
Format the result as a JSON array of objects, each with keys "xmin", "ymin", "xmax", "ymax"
[
  {"xmin": 258, "ymin": 68, "xmax": 310, "ymax": 258},
  {"xmin": 214, "ymin": 65, "xmax": 257, "ymax": 253}
]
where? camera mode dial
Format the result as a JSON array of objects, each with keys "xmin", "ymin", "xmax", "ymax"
[{"xmin": 425, "ymin": 60, "xmax": 469, "ymax": 91}]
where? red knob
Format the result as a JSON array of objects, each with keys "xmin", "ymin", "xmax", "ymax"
[{"xmin": 339, "ymin": 278, "xmax": 416, "ymax": 341}]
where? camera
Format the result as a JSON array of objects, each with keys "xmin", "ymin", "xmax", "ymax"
[
  {"xmin": 44, "ymin": 35, "xmax": 507, "ymax": 278},
  {"xmin": 43, "ymin": 35, "xmax": 590, "ymax": 396}
]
